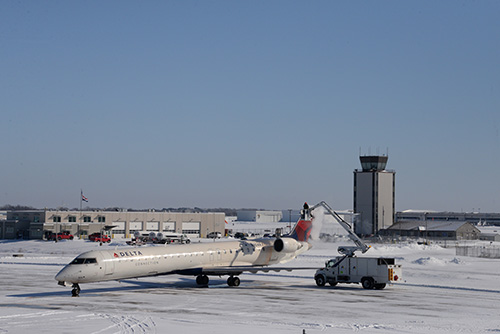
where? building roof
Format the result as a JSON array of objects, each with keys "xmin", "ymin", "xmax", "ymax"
[
  {"xmin": 400, "ymin": 209, "xmax": 439, "ymax": 213},
  {"xmin": 387, "ymin": 220, "xmax": 475, "ymax": 232}
]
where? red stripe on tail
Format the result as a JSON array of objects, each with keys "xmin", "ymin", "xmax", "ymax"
[{"xmin": 289, "ymin": 219, "xmax": 312, "ymax": 242}]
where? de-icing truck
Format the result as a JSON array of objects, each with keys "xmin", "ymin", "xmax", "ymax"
[{"xmin": 309, "ymin": 201, "xmax": 402, "ymax": 289}]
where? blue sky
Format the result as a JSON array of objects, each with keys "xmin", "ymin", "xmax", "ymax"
[{"xmin": 1, "ymin": 1, "xmax": 499, "ymax": 212}]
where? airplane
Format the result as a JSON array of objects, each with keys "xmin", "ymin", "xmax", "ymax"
[{"xmin": 55, "ymin": 204, "xmax": 315, "ymax": 296}]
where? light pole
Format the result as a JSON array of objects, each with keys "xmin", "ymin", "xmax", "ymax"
[{"xmin": 55, "ymin": 211, "xmax": 58, "ymax": 243}]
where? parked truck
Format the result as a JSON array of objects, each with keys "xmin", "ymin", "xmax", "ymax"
[
  {"xmin": 309, "ymin": 201, "xmax": 402, "ymax": 290},
  {"xmin": 314, "ymin": 256, "xmax": 402, "ymax": 289}
]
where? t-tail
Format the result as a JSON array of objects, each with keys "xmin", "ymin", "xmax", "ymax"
[{"xmin": 287, "ymin": 202, "xmax": 313, "ymax": 242}]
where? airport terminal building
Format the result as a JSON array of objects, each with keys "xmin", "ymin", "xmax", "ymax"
[{"xmin": 1, "ymin": 210, "xmax": 226, "ymax": 240}]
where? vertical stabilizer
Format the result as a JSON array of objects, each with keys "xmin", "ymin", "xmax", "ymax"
[{"xmin": 288, "ymin": 202, "xmax": 312, "ymax": 242}]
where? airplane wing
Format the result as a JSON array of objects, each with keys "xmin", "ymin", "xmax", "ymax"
[{"xmin": 174, "ymin": 266, "xmax": 318, "ymax": 276}]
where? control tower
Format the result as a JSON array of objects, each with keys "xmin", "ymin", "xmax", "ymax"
[{"xmin": 353, "ymin": 155, "xmax": 395, "ymax": 236}]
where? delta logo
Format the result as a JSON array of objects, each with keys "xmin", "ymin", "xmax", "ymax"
[{"xmin": 113, "ymin": 250, "xmax": 143, "ymax": 258}]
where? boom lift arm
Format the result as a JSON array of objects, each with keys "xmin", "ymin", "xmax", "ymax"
[{"xmin": 309, "ymin": 201, "xmax": 370, "ymax": 256}]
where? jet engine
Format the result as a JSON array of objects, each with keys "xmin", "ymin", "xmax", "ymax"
[{"xmin": 273, "ymin": 238, "xmax": 301, "ymax": 253}]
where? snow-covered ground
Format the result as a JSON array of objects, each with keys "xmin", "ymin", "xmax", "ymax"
[{"xmin": 1, "ymin": 237, "xmax": 500, "ymax": 333}]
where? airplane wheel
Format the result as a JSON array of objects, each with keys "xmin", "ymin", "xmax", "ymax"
[
  {"xmin": 227, "ymin": 276, "xmax": 240, "ymax": 287},
  {"xmin": 232, "ymin": 277, "xmax": 240, "ymax": 287},
  {"xmin": 71, "ymin": 284, "xmax": 80, "ymax": 297},
  {"xmin": 196, "ymin": 275, "xmax": 209, "ymax": 286}
]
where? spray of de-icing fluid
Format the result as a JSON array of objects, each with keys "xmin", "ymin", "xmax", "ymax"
[{"xmin": 310, "ymin": 206, "xmax": 325, "ymax": 241}]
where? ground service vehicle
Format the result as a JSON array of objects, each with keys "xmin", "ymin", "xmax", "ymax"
[
  {"xmin": 89, "ymin": 233, "xmax": 111, "ymax": 243},
  {"xmin": 314, "ymin": 256, "xmax": 402, "ymax": 289},
  {"xmin": 47, "ymin": 231, "xmax": 74, "ymax": 241},
  {"xmin": 207, "ymin": 232, "xmax": 222, "ymax": 238},
  {"xmin": 309, "ymin": 201, "xmax": 402, "ymax": 289},
  {"xmin": 127, "ymin": 232, "xmax": 191, "ymax": 245},
  {"xmin": 160, "ymin": 233, "xmax": 191, "ymax": 244}
]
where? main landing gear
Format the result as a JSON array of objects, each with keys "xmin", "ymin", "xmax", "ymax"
[
  {"xmin": 71, "ymin": 283, "xmax": 81, "ymax": 297},
  {"xmin": 227, "ymin": 276, "xmax": 240, "ymax": 287},
  {"xmin": 195, "ymin": 274, "xmax": 241, "ymax": 287},
  {"xmin": 196, "ymin": 274, "xmax": 209, "ymax": 286}
]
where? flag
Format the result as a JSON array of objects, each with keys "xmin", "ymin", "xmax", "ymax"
[{"xmin": 81, "ymin": 191, "xmax": 88, "ymax": 202}]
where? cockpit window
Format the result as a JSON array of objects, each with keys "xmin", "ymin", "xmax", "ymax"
[{"xmin": 71, "ymin": 258, "xmax": 97, "ymax": 265}]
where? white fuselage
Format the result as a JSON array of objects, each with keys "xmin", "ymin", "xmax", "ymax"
[{"xmin": 55, "ymin": 238, "xmax": 310, "ymax": 284}]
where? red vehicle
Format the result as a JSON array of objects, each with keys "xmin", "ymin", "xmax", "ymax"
[
  {"xmin": 47, "ymin": 231, "xmax": 74, "ymax": 241},
  {"xmin": 89, "ymin": 233, "xmax": 111, "ymax": 243}
]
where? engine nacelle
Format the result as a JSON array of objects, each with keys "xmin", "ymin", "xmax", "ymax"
[{"xmin": 274, "ymin": 238, "xmax": 301, "ymax": 253}]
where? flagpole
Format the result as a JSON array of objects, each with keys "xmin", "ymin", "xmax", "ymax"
[{"xmin": 80, "ymin": 189, "xmax": 83, "ymax": 239}]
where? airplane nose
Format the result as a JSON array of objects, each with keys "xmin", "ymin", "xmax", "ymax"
[
  {"xmin": 55, "ymin": 266, "xmax": 70, "ymax": 282},
  {"xmin": 55, "ymin": 269, "xmax": 65, "ymax": 282}
]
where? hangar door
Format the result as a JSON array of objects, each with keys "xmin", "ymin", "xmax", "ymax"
[
  {"xmin": 182, "ymin": 222, "xmax": 201, "ymax": 238},
  {"xmin": 111, "ymin": 222, "xmax": 126, "ymax": 239},
  {"xmin": 129, "ymin": 222, "xmax": 143, "ymax": 237},
  {"xmin": 162, "ymin": 222, "xmax": 175, "ymax": 233}
]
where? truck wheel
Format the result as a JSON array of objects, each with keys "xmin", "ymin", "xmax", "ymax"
[
  {"xmin": 375, "ymin": 283, "xmax": 386, "ymax": 290},
  {"xmin": 361, "ymin": 277, "xmax": 375, "ymax": 289},
  {"xmin": 315, "ymin": 275, "xmax": 326, "ymax": 287}
]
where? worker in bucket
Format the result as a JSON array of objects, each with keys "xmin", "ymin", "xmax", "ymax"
[{"xmin": 301, "ymin": 202, "xmax": 310, "ymax": 219}]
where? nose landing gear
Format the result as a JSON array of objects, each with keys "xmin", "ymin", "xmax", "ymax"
[{"xmin": 71, "ymin": 283, "xmax": 81, "ymax": 297}]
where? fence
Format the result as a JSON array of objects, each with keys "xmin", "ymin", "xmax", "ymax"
[{"xmin": 456, "ymin": 246, "xmax": 500, "ymax": 258}]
